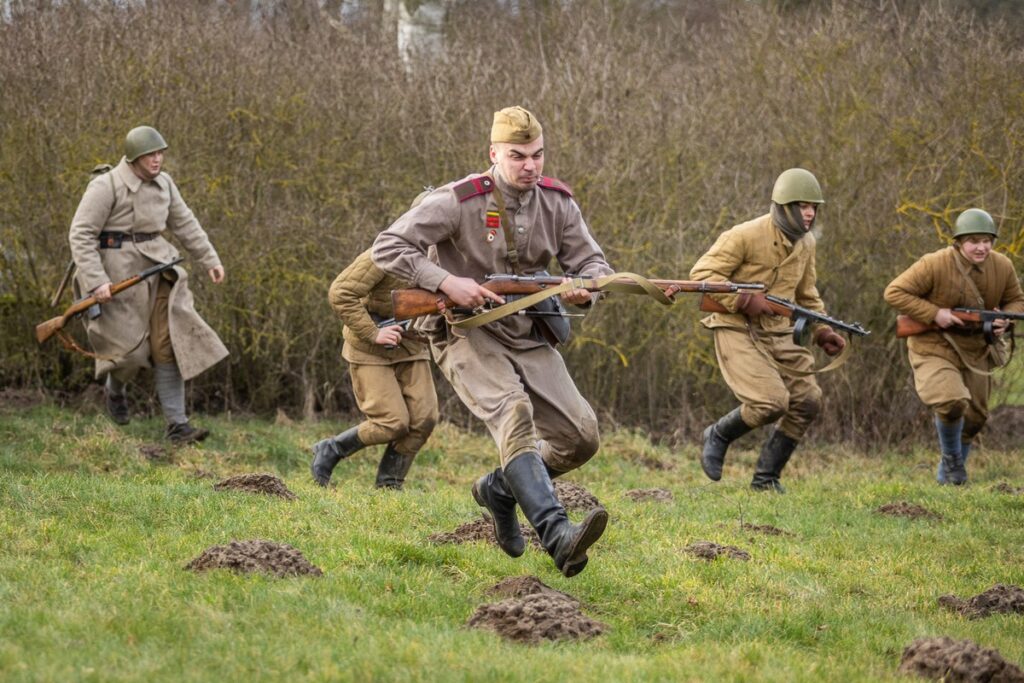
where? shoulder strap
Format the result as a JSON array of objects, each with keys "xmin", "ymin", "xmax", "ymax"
[
  {"xmin": 537, "ymin": 176, "xmax": 573, "ymax": 197},
  {"xmin": 453, "ymin": 175, "xmax": 494, "ymax": 202}
]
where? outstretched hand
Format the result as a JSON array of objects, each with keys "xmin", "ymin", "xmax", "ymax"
[{"xmin": 209, "ymin": 265, "xmax": 225, "ymax": 284}]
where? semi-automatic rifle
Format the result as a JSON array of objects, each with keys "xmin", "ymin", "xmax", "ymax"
[{"xmin": 896, "ymin": 309, "xmax": 1024, "ymax": 343}]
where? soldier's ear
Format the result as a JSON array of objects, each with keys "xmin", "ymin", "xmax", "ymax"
[{"xmin": 489, "ymin": 144, "xmax": 499, "ymax": 164}]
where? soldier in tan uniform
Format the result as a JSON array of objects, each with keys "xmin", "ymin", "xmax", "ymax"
[
  {"xmin": 372, "ymin": 106, "xmax": 610, "ymax": 577},
  {"xmin": 884, "ymin": 209, "xmax": 1024, "ymax": 485},
  {"xmin": 310, "ymin": 247, "xmax": 438, "ymax": 490},
  {"xmin": 690, "ymin": 168, "xmax": 847, "ymax": 492},
  {"xmin": 69, "ymin": 126, "xmax": 228, "ymax": 444}
]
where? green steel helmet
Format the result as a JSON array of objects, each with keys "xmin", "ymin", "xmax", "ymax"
[
  {"xmin": 124, "ymin": 126, "xmax": 167, "ymax": 162},
  {"xmin": 953, "ymin": 208, "xmax": 997, "ymax": 239},
  {"xmin": 771, "ymin": 168, "xmax": 825, "ymax": 205}
]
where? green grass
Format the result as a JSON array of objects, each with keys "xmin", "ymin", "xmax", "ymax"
[{"xmin": 1, "ymin": 402, "xmax": 1022, "ymax": 682}]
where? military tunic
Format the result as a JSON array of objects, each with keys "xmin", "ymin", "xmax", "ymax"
[
  {"xmin": 884, "ymin": 246, "xmax": 1024, "ymax": 439},
  {"xmin": 689, "ymin": 213, "xmax": 826, "ymax": 439},
  {"xmin": 68, "ymin": 158, "xmax": 228, "ymax": 381},
  {"xmin": 328, "ymin": 249, "xmax": 437, "ymax": 456},
  {"xmin": 372, "ymin": 169, "xmax": 612, "ymax": 471}
]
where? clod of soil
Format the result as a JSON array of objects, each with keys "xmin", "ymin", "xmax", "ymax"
[
  {"xmin": 554, "ymin": 481, "xmax": 601, "ymax": 511},
  {"xmin": 636, "ymin": 455, "xmax": 676, "ymax": 471},
  {"xmin": 185, "ymin": 539, "xmax": 322, "ymax": 578},
  {"xmin": 938, "ymin": 584, "xmax": 1024, "ymax": 619},
  {"xmin": 876, "ymin": 501, "xmax": 943, "ymax": 520},
  {"xmin": 740, "ymin": 522, "xmax": 792, "ymax": 537},
  {"xmin": 486, "ymin": 576, "xmax": 577, "ymax": 603},
  {"xmin": 992, "ymin": 483, "xmax": 1024, "ymax": 495},
  {"xmin": 467, "ymin": 593, "xmax": 606, "ymax": 644},
  {"xmin": 625, "ymin": 488, "xmax": 673, "ymax": 503},
  {"xmin": 685, "ymin": 541, "xmax": 750, "ymax": 561},
  {"xmin": 213, "ymin": 473, "xmax": 297, "ymax": 499},
  {"xmin": 898, "ymin": 636, "xmax": 1024, "ymax": 682},
  {"xmin": 428, "ymin": 515, "xmax": 541, "ymax": 550},
  {"xmin": 139, "ymin": 444, "xmax": 169, "ymax": 462}
]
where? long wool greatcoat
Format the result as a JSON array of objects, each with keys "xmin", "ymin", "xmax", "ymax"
[{"xmin": 68, "ymin": 158, "xmax": 228, "ymax": 380}]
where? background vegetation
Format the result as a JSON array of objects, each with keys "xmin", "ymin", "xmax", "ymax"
[{"xmin": 1, "ymin": 0, "xmax": 1023, "ymax": 444}]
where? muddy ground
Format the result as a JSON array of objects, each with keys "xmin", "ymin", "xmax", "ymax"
[
  {"xmin": 939, "ymin": 584, "xmax": 1024, "ymax": 619},
  {"xmin": 876, "ymin": 501, "xmax": 943, "ymax": 520},
  {"xmin": 428, "ymin": 515, "xmax": 542, "ymax": 550},
  {"xmin": 467, "ymin": 591, "xmax": 606, "ymax": 644},
  {"xmin": 740, "ymin": 522, "xmax": 792, "ymax": 537},
  {"xmin": 899, "ymin": 636, "xmax": 1024, "ymax": 682},
  {"xmin": 485, "ymin": 575, "xmax": 578, "ymax": 603},
  {"xmin": 213, "ymin": 473, "xmax": 297, "ymax": 500},
  {"xmin": 553, "ymin": 481, "xmax": 601, "ymax": 511},
  {"xmin": 993, "ymin": 482, "xmax": 1024, "ymax": 495},
  {"xmin": 625, "ymin": 488, "xmax": 673, "ymax": 503},
  {"xmin": 185, "ymin": 539, "xmax": 322, "ymax": 577},
  {"xmin": 685, "ymin": 541, "xmax": 750, "ymax": 561}
]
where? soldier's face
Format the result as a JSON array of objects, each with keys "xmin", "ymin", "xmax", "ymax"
[
  {"xmin": 798, "ymin": 202, "xmax": 817, "ymax": 230},
  {"xmin": 958, "ymin": 235, "xmax": 993, "ymax": 264},
  {"xmin": 131, "ymin": 150, "xmax": 164, "ymax": 181},
  {"xmin": 490, "ymin": 137, "xmax": 544, "ymax": 191}
]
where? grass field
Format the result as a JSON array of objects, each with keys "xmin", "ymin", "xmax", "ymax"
[{"xmin": 1, "ymin": 397, "xmax": 1022, "ymax": 682}]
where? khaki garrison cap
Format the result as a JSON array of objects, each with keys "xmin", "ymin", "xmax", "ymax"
[{"xmin": 491, "ymin": 106, "xmax": 543, "ymax": 144}]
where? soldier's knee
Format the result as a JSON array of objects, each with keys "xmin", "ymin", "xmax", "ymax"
[
  {"xmin": 410, "ymin": 413, "xmax": 437, "ymax": 437},
  {"xmin": 934, "ymin": 399, "xmax": 968, "ymax": 422},
  {"xmin": 746, "ymin": 397, "xmax": 788, "ymax": 426},
  {"xmin": 791, "ymin": 395, "xmax": 822, "ymax": 422}
]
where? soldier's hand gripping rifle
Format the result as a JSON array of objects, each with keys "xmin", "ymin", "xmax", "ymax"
[
  {"xmin": 699, "ymin": 292, "xmax": 871, "ymax": 345},
  {"xmin": 390, "ymin": 273, "xmax": 766, "ymax": 323},
  {"xmin": 35, "ymin": 258, "xmax": 183, "ymax": 345},
  {"xmin": 896, "ymin": 309, "xmax": 1024, "ymax": 343}
]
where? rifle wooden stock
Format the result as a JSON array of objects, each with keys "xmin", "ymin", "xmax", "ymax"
[
  {"xmin": 699, "ymin": 294, "xmax": 794, "ymax": 319},
  {"xmin": 391, "ymin": 277, "xmax": 759, "ymax": 322},
  {"xmin": 895, "ymin": 311, "xmax": 1020, "ymax": 338}
]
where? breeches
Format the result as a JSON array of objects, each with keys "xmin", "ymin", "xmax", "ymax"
[
  {"xmin": 909, "ymin": 349, "xmax": 990, "ymax": 441},
  {"xmin": 433, "ymin": 328, "xmax": 600, "ymax": 472},
  {"xmin": 714, "ymin": 327, "xmax": 822, "ymax": 440},
  {"xmin": 350, "ymin": 359, "xmax": 438, "ymax": 456},
  {"xmin": 150, "ymin": 276, "xmax": 175, "ymax": 365}
]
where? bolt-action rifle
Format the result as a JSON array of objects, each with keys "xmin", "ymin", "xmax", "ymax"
[
  {"xmin": 35, "ymin": 258, "xmax": 183, "ymax": 345},
  {"xmin": 896, "ymin": 309, "xmax": 1024, "ymax": 343},
  {"xmin": 700, "ymin": 292, "xmax": 871, "ymax": 345},
  {"xmin": 390, "ymin": 273, "xmax": 765, "ymax": 322}
]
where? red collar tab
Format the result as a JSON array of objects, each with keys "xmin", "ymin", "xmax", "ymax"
[{"xmin": 537, "ymin": 176, "xmax": 573, "ymax": 197}]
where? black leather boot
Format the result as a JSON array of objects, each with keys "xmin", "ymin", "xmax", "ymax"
[
  {"xmin": 375, "ymin": 443, "xmax": 415, "ymax": 490},
  {"xmin": 701, "ymin": 407, "xmax": 752, "ymax": 481},
  {"xmin": 503, "ymin": 451, "xmax": 608, "ymax": 578},
  {"xmin": 750, "ymin": 429, "xmax": 798, "ymax": 493},
  {"xmin": 472, "ymin": 467, "xmax": 526, "ymax": 557},
  {"xmin": 165, "ymin": 421, "xmax": 210, "ymax": 445},
  {"xmin": 105, "ymin": 389, "xmax": 130, "ymax": 426},
  {"xmin": 310, "ymin": 426, "xmax": 364, "ymax": 487}
]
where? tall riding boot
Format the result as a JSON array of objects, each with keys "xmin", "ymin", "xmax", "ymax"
[
  {"xmin": 934, "ymin": 416, "xmax": 966, "ymax": 486},
  {"xmin": 310, "ymin": 426, "xmax": 365, "ymax": 487},
  {"xmin": 701, "ymin": 407, "xmax": 753, "ymax": 481},
  {"xmin": 503, "ymin": 451, "xmax": 608, "ymax": 578},
  {"xmin": 750, "ymin": 429, "xmax": 798, "ymax": 493},
  {"xmin": 375, "ymin": 443, "xmax": 416, "ymax": 490},
  {"xmin": 472, "ymin": 467, "xmax": 526, "ymax": 558}
]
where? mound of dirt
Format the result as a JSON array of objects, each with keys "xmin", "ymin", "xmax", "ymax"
[
  {"xmin": 428, "ymin": 515, "xmax": 541, "ymax": 550},
  {"xmin": 139, "ymin": 444, "xmax": 169, "ymax": 462},
  {"xmin": 898, "ymin": 636, "xmax": 1024, "ymax": 682},
  {"xmin": 986, "ymin": 405, "xmax": 1024, "ymax": 450},
  {"xmin": 213, "ymin": 473, "xmax": 297, "ymax": 500},
  {"xmin": 554, "ymin": 481, "xmax": 601, "ymax": 511},
  {"xmin": 467, "ymin": 593, "xmax": 606, "ymax": 644},
  {"xmin": 876, "ymin": 501, "xmax": 943, "ymax": 520},
  {"xmin": 992, "ymin": 483, "xmax": 1024, "ymax": 495},
  {"xmin": 185, "ymin": 539, "xmax": 322, "ymax": 578},
  {"xmin": 685, "ymin": 541, "xmax": 750, "ymax": 561},
  {"xmin": 0, "ymin": 387, "xmax": 45, "ymax": 411},
  {"xmin": 486, "ymin": 576, "xmax": 577, "ymax": 603},
  {"xmin": 625, "ymin": 488, "xmax": 673, "ymax": 503},
  {"xmin": 741, "ymin": 522, "xmax": 792, "ymax": 537},
  {"xmin": 939, "ymin": 584, "xmax": 1024, "ymax": 619}
]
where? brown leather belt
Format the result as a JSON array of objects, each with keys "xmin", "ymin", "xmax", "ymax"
[{"xmin": 98, "ymin": 231, "xmax": 159, "ymax": 249}]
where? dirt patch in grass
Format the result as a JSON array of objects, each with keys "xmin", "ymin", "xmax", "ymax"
[
  {"xmin": 625, "ymin": 488, "xmax": 673, "ymax": 503},
  {"xmin": 467, "ymin": 593, "xmax": 606, "ymax": 644},
  {"xmin": 213, "ymin": 473, "xmax": 297, "ymax": 500},
  {"xmin": 741, "ymin": 522, "xmax": 792, "ymax": 537},
  {"xmin": 876, "ymin": 501, "xmax": 943, "ymax": 520},
  {"xmin": 938, "ymin": 584, "xmax": 1024, "ymax": 619},
  {"xmin": 0, "ymin": 388, "xmax": 44, "ymax": 411},
  {"xmin": 898, "ymin": 636, "xmax": 1024, "ymax": 682},
  {"xmin": 486, "ymin": 576, "xmax": 578, "ymax": 603},
  {"xmin": 554, "ymin": 481, "xmax": 601, "ymax": 511},
  {"xmin": 992, "ymin": 482, "xmax": 1024, "ymax": 495},
  {"xmin": 139, "ymin": 444, "xmax": 169, "ymax": 462},
  {"xmin": 185, "ymin": 539, "xmax": 322, "ymax": 578},
  {"xmin": 685, "ymin": 541, "xmax": 750, "ymax": 561},
  {"xmin": 428, "ymin": 515, "xmax": 541, "ymax": 550}
]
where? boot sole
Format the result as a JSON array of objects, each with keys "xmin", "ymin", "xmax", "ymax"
[
  {"xmin": 560, "ymin": 507, "xmax": 609, "ymax": 578},
  {"xmin": 472, "ymin": 481, "xmax": 525, "ymax": 558},
  {"xmin": 700, "ymin": 426, "xmax": 724, "ymax": 481}
]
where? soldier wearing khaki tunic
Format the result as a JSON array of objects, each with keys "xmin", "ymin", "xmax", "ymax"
[
  {"xmin": 689, "ymin": 168, "xmax": 847, "ymax": 492},
  {"xmin": 310, "ymin": 248, "xmax": 438, "ymax": 490},
  {"xmin": 372, "ymin": 106, "xmax": 610, "ymax": 577},
  {"xmin": 69, "ymin": 126, "xmax": 228, "ymax": 444},
  {"xmin": 884, "ymin": 209, "xmax": 1024, "ymax": 485}
]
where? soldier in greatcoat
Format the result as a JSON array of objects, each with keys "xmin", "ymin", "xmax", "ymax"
[
  {"xmin": 884, "ymin": 209, "xmax": 1024, "ymax": 484},
  {"xmin": 371, "ymin": 106, "xmax": 610, "ymax": 577},
  {"xmin": 68, "ymin": 126, "xmax": 228, "ymax": 444},
  {"xmin": 689, "ymin": 168, "xmax": 846, "ymax": 492},
  {"xmin": 310, "ymin": 247, "xmax": 438, "ymax": 490}
]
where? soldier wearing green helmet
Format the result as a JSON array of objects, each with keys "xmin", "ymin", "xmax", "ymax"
[
  {"xmin": 689, "ymin": 167, "xmax": 846, "ymax": 493},
  {"xmin": 68, "ymin": 125, "xmax": 229, "ymax": 444},
  {"xmin": 885, "ymin": 208, "xmax": 1024, "ymax": 485}
]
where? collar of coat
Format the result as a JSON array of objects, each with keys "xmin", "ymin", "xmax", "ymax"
[{"xmin": 114, "ymin": 157, "xmax": 169, "ymax": 194}]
